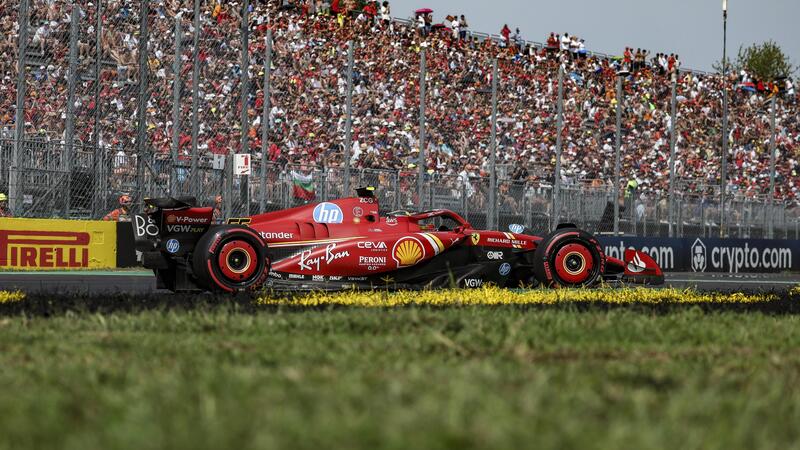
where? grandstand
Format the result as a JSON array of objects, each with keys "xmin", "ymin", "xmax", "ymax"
[{"xmin": 1, "ymin": 0, "xmax": 798, "ymax": 237}]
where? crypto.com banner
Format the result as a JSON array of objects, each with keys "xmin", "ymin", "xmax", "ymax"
[{"xmin": 598, "ymin": 236, "xmax": 799, "ymax": 273}]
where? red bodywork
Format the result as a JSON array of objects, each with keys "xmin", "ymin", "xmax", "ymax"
[{"xmin": 233, "ymin": 196, "xmax": 661, "ymax": 283}]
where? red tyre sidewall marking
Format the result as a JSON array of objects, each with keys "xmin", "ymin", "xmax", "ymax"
[
  {"xmin": 218, "ymin": 240, "xmax": 258, "ymax": 281},
  {"xmin": 553, "ymin": 243, "xmax": 594, "ymax": 284},
  {"xmin": 207, "ymin": 260, "xmax": 234, "ymax": 292}
]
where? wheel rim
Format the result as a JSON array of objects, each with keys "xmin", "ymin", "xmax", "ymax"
[
  {"xmin": 217, "ymin": 240, "xmax": 258, "ymax": 282},
  {"xmin": 553, "ymin": 243, "xmax": 594, "ymax": 285}
]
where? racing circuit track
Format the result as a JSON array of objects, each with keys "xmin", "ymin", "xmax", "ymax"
[{"xmin": 1, "ymin": 271, "xmax": 798, "ymax": 294}]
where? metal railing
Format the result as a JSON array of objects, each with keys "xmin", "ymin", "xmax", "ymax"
[{"xmin": 3, "ymin": 137, "xmax": 796, "ymax": 239}]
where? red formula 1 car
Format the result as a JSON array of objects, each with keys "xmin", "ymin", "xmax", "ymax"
[{"xmin": 133, "ymin": 188, "xmax": 663, "ymax": 292}]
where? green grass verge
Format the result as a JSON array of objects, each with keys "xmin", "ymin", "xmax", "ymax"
[{"xmin": 1, "ymin": 293, "xmax": 799, "ymax": 449}]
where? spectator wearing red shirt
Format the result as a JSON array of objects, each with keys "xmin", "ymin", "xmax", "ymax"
[{"xmin": 500, "ymin": 24, "xmax": 511, "ymax": 44}]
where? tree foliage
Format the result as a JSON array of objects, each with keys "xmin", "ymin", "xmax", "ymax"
[{"xmin": 713, "ymin": 40, "xmax": 795, "ymax": 81}]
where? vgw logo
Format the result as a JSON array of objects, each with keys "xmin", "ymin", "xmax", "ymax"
[
  {"xmin": 691, "ymin": 238, "xmax": 707, "ymax": 272},
  {"xmin": 313, "ymin": 202, "xmax": 343, "ymax": 224}
]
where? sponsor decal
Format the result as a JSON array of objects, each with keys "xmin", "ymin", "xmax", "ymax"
[
  {"xmin": 486, "ymin": 237, "xmax": 528, "ymax": 248},
  {"xmin": 392, "ymin": 236, "xmax": 425, "ymax": 267},
  {"xmin": 268, "ymin": 271, "xmax": 283, "ymax": 279},
  {"xmin": 165, "ymin": 239, "xmax": 180, "ymax": 254},
  {"xmin": 346, "ymin": 276, "xmax": 367, "ymax": 281},
  {"xmin": 312, "ymin": 275, "xmax": 325, "ymax": 282},
  {"xmin": 357, "ymin": 241, "xmax": 388, "ymax": 250},
  {"xmin": 626, "ymin": 253, "xmax": 647, "ymax": 273},
  {"xmin": 691, "ymin": 238, "xmax": 706, "ymax": 272},
  {"xmin": 165, "ymin": 224, "xmax": 206, "ymax": 233},
  {"xmin": 385, "ymin": 217, "xmax": 398, "ymax": 226},
  {"xmin": 259, "ymin": 231, "xmax": 294, "ymax": 240},
  {"xmin": 470, "ymin": 233, "xmax": 480, "ymax": 246},
  {"xmin": 487, "ymin": 251, "xmax": 504, "ymax": 260},
  {"xmin": 367, "ymin": 228, "xmax": 383, "ymax": 232},
  {"xmin": 352, "ymin": 207, "xmax": 364, "ymax": 217},
  {"xmin": 463, "ymin": 278, "xmax": 483, "ymax": 288},
  {"xmin": 0, "ymin": 229, "xmax": 91, "ymax": 268},
  {"xmin": 509, "ymin": 223, "xmax": 525, "ymax": 234},
  {"xmin": 313, "ymin": 202, "xmax": 343, "ymax": 224},
  {"xmin": 329, "ymin": 276, "xmax": 343, "ymax": 281},
  {"xmin": 359, "ymin": 197, "xmax": 375, "ymax": 204},
  {"xmin": 288, "ymin": 273, "xmax": 305, "ymax": 279},
  {"xmin": 359, "ymin": 256, "xmax": 387, "ymax": 270},
  {"xmin": 499, "ymin": 262, "xmax": 512, "ymax": 276},
  {"xmin": 134, "ymin": 214, "xmax": 159, "ymax": 238},
  {"xmin": 166, "ymin": 214, "xmax": 209, "ymax": 225},
  {"xmin": 226, "ymin": 218, "xmax": 252, "ymax": 225},
  {"xmin": 298, "ymin": 243, "xmax": 350, "ymax": 271}
]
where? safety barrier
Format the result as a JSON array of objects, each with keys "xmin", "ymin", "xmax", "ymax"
[
  {"xmin": 598, "ymin": 236, "xmax": 800, "ymax": 273},
  {"xmin": 0, "ymin": 218, "xmax": 136, "ymax": 270}
]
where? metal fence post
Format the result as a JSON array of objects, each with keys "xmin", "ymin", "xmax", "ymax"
[
  {"xmin": 343, "ymin": 41, "xmax": 354, "ymax": 196},
  {"xmin": 720, "ymin": 37, "xmax": 729, "ymax": 238},
  {"xmin": 259, "ymin": 29, "xmax": 272, "ymax": 213},
  {"xmin": 553, "ymin": 64, "xmax": 564, "ymax": 228},
  {"xmin": 63, "ymin": 5, "xmax": 80, "ymax": 218},
  {"xmin": 613, "ymin": 74, "xmax": 623, "ymax": 235},
  {"xmin": 170, "ymin": 15, "xmax": 182, "ymax": 197},
  {"xmin": 10, "ymin": 0, "xmax": 30, "ymax": 215},
  {"xmin": 488, "ymin": 59, "xmax": 498, "ymax": 230},
  {"xmin": 190, "ymin": 0, "xmax": 200, "ymax": 201},
  {"xmin": 418, "ymin": 48, "xmax": 426, "ymax": 209},
  {"xmin": 768, "ymin": 95, "xmax": 777, "ymax": 239},
  {"xmin": 668, "ymin": 74, "xmax": 677, "ymax": 237},
  {"xmin": 135, "ymin": 0, "xmax": 150, "ymax": 210},
  {"xmin": 92, "ymin": 0, "xmax": 104, "ymax": 217},
  {"xmin": 239, "ymin": 0, "xmax": 250, "ymax": 216}
]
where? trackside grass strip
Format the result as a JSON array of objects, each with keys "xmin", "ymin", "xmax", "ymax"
[{"xmin": 256, "ymin": 287, "xmax": 781, "ymax": 307}]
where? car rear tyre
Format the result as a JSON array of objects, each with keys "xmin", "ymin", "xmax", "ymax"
[
  {"xmin": 192, "ymin": 225, "xmax": 270, "ymax": 293},
  {"xmin": 532, "ymin": 227, "xmax": 604, "ymax": 288}
]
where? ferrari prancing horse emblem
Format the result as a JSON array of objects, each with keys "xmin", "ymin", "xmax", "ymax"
[{"xmin": 470, "ymin": 233, "xmax": 480, "ymax": 246}]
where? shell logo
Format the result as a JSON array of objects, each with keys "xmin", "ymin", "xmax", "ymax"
[{"xmin": 392, "ymin": 236, "xmax": 425, "ymax": 267}]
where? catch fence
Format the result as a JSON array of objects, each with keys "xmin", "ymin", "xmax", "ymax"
[
  {"xmin": 2, "ymin": 137, "xmax": 796, "ymax": 239},
  {"xmin": 1, "ymin": 0, "xmax": 796, "ymax": 239}
]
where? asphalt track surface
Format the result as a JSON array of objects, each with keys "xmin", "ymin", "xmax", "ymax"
[{"xmin": 1, "ymin": 271, "xmax": 799, "ymax": 295}]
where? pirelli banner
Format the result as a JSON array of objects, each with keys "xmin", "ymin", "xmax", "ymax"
[
  {"xmin": 0, "ymin": 218, "xmax": 136, "ymax": 270},
  {"xmin": 598, "ymin": 236, "xmax": 800, "ymax": 273}
]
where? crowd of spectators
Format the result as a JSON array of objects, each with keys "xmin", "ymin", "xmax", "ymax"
[{"xmin": 1, "ymin": 0, "xmax": 799, "ymax": 210}]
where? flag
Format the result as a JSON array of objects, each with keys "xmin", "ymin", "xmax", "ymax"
[{"xmin": 292, "ymin": 170, "xmax": 315, "ymax": 200}]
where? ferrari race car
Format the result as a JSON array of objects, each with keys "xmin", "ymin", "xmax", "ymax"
[{"xmin": 133, "ymin": 188, "xmax": 664, "ymax": 292}]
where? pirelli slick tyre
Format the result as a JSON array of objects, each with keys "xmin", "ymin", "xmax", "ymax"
[
  {"xmin": 532, "ymin": 227, "xmax": 604, "ymax": 288},
  {"xmin": 191, "ymin": 225, "xmax": 270, "ymax": 293}
]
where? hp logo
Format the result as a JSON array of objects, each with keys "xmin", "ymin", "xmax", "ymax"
[
  {"xmin": 313, "ymin": 202, "xmax": 343, "ymax": 224},
  {"xmin": 166, "ymin": 239, "xmax": 180, "ymax": 254},
  {"xmin": 508, "ymin": 224, "xmax": 524, "ymax": 234},
  {"xmin": 499, "ymin": 262, "xmax": 511, "ymax": 276}
]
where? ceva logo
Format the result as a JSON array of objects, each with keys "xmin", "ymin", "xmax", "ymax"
[
  {"xmin": 691, "ymin": 238, "xmax": 707, "ymax": 272},
  {"xmin": 313, "ymin": 202, "xmax": 343, "ymax": 224}
]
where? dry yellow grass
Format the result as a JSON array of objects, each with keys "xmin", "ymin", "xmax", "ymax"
[
  {"xmin": 256, "ymin": 286, "xmax": 780, "ymax": 307},
  {"xmin": 0, "ymin": 291, "xmax": 25, "ymax": 304}
]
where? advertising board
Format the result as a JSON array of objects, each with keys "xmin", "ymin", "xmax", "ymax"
[
  {"xmin": 0, "ymin": 218, "xmax": 117, "ymax": 270},
  {"xmin": 599, "ymin": 236, "xmax": 798, "ymax": 273}
]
